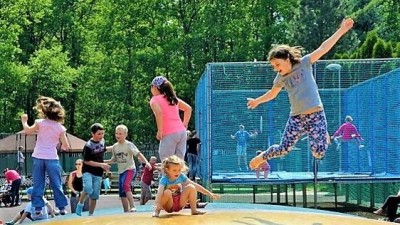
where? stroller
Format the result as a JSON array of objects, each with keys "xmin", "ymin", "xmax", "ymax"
[{"xmin": 0, "ymin": 184, "xmax": 12, "ymax": 207}]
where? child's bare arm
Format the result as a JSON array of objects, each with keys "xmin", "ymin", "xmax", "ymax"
[
  {"xmin": 138, "ymin": 153, "xmax": 151, "ymax": 168},
  {"xmin": 46, "ymin": 202, "xmax": 56, "ymax": 217},
  {"xmin": 187, "ymin": 180, "xmax": 221, "ymax": 200}
]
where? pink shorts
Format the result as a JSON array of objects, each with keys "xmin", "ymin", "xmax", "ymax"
[
  {"xmin": 258, "ymin": 162, "xmax": 270, "ymax": 171},
  {"xmin": 166, "ymin": 194, "xmax": 182, "ymax": 213}
]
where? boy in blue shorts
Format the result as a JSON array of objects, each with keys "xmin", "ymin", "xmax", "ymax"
[{"xmin": 76, "ymin": 123, "xmax": 111, "ymax": 216}]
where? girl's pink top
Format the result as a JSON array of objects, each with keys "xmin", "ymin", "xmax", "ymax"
[
  {"xmin": 5, "ymin": 170, "xmax": 21, "ymax": 182},
  {"xmin": 150, "ymin": 95, "xmax": 186, "ymax": 136},
  {"xmin": 32, "ymin": 119, "xmax": 66, "ymax": 160}
]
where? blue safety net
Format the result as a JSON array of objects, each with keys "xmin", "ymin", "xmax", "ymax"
[{"xmin": 195, "ymin": 59, "xmax": 400, "ymax": 184}]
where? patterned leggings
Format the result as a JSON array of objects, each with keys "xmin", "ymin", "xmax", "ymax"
[{"xmin": 263, "ymin": 110, "xmax": 328, "ymax": 160}]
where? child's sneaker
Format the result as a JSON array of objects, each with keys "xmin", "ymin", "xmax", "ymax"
[
  {"xmin": 76, "ymin": 203, "xmax": 83, "ymax": 216},
  {"xmin": 130, "ymin": 207, "xmax": 137, "ymax": 212},
  {"xmin": 373, "ymin": 208, "xmax": 386, "ymax": 216},
  {"xmin": 59, "ymin": 209, "xmax": 67, "ymax": 215},
  {"xmin": 5, "ymin": 221, "xmax": 15, "ymax": 225}
]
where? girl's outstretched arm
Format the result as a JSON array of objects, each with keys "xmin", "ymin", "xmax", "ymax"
[
  {"xmin": 309, "ymin": 18, "xmax": 354, "ymax": 63},
  {"xmin": 247, "ymin": 86, "xmax": 282, "ymax": 110},
  {"xmin": 187, "ymin": 179, "xmax": 221, "ymax": 200}
]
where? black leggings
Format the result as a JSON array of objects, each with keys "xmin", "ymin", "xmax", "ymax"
[
  {"xmin": 10, "ymin": 178, "xmax": 21, "ymax": 206},
  {"xmin": 382, "ymin": 195, "xmax": 400, "ymax": 221},
  {"xmin": 19, "ymin": 210, "xmax": 33, "ymax": 221}
]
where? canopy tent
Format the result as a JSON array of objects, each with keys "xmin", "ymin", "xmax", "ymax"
[{"xmin": 0, "ymin": 131, "xmax": 86, "ymax": 153}]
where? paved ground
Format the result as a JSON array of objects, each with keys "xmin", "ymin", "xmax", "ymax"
[{"xmin": 0, "ymin": 194, "xmax": 153, "ymax": 223}]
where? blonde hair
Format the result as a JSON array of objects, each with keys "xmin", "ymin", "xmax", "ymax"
[
  {"xmin": 34, "ymin": 96, "xmax": 65, "ymax": 123},
  {"xmin": 116, "ymin": 124, "xmax": 128, "ymax": 134},
  {"xmin": 161, "ymin": 155, "xmax": 188, "ymax": 175}
]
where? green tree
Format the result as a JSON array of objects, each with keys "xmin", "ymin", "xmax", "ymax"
[
  {"xmin": 372, "ymin": 39, "xmax": 391, "ymax": 58},
  {"xmin": 292, "ymin": 0, "xmax": 354, "ymax": 57},
  {"xmin": 359, "ymin": 31, "xmax": 378, "ymax": 58},
  {"xmin": 393, "ymin": 42, "xmax": 400, "ymax": 58}
]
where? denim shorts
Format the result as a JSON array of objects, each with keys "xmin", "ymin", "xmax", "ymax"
[{"xmin": 82, "ymin": 172, "xmax": 102, "ymax": 200}]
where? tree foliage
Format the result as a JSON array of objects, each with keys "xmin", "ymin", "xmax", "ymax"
[{"xmin": 0, "ymin": 0, "xmax": 399, "ymax": 144}]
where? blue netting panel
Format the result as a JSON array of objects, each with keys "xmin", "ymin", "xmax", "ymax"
[
  {"xmin": 195, "ymin": 59, "xmax": 400, "ymax": 182},
  {"xmin": 196, "ymin": 65, "xmax": 211, "ymax": 184}
]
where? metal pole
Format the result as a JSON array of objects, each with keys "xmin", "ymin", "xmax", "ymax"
[
  {"xmin": 338, "ymin": 69, "xmax": 342, "ymax": 172},
  {"xmin": 338, "ymin": 69, "xmax": 341, "ymax": 129}
]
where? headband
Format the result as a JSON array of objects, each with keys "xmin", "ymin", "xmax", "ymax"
[{"xmin": 151, "ymin": 76, "xmax": 167, "ymax": 88}]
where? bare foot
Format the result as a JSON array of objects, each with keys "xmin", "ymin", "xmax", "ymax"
[
  {"xmin": 192, "ymin": 210, "xmax": 206, "ymax": 215},
  {"xmin": 249, "ymin": 151, "xmax": 265, "ymax": 170},
  {"xmin": 152, "ymin": 210, "xmax": 160, "ymax": 217},
  {"xmin": 326, "ymin": 133, "xmax": 331, "ymax": 145}
]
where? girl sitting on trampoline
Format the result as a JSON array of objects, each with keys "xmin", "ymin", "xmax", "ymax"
[
  {"xmin": 247, "ymin": 18, "xmax": 354, "ymax": 169},
  {"xmin": 152, "ymin": 155, "xmax": 220, "ymax": 217}
]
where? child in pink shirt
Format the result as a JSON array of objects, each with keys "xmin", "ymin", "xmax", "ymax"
[
  {"xmin": 150, "ymin": 76, "xmax": 192, "ymax": 161},
  {"xmin": 21, "ymin": 96, "xmax": 70, "ymax": 215},
  {"xmin": 3, "ymin": 168, "xmax": 21, "ymax": 206},
  {"xmin": 332, "ymin": 115, "xmax": 364, "ymax": 148}
]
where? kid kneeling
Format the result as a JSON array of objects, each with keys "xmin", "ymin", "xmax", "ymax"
[{"xmin": 153, "ymin": 155, "xmax": 220, "ymax": 217}]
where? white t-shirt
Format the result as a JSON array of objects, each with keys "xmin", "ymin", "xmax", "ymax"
[
  {"xmin": 24, "ymin": 199, "xmax": 49, "ymax": 220},
  {"xmin": 109, "ymin": 140, "xmax": 140, "ymax": 174}
]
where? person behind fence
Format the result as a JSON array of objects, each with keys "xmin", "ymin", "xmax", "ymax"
[
  {"xmin": 152, "ymin": 155, "xmax": 221, "ymax": 217},
  {"xmin": 332, "ymin": 115, "xmax": 364, "ymax": 172},
  {"xmin": 186, "ymin": 130, "xmax": 201, "ymax": 180},
  {"xmin": 150, "ymin": 76, "xmax": 192, "ymax": 161},
  {"xmin": 373, "ymin": 191, "xmax": 400, "ymax": 223},
  {"xmin": 67, "ymin": 159, "xmax": 89, "ymax": 213},
  {"xmin": 5, "ymin": 187, "xmax": 56, "ymax": 225},
  {"xmin": 254, "ymin": 151, "xmax": 270, "ymax": 180},
  {"xmin": 75, "ymin": 123, "xmax": 111, "ymax": 216},
  {"xmin": 3, "ymin": 168, "xmax": 21, "ymax": 207},
  {"xmin": 247, "ymin": 18, "xmax": 354, "ymax": 170},
  {"xmin": 104, "ymin": 124, "xmax": 151, "ymax": 213},
  {"xmin": 16, "ymin": 146, "xmax": 25, "ymax": 175},
  {"xmin": 231, "ymin": 125, "xmax": 257, "ymax": 171},
  {"xmin": 102, "ymin": 171, "xmax": 111, "ymax": 195},
  {"xmin": 140, "ymin": 156, "xmax": 160, "ymax": 205},
  {"xmin": 20, "ymin": 96, "xmax": 70, "ymax": 216}
]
